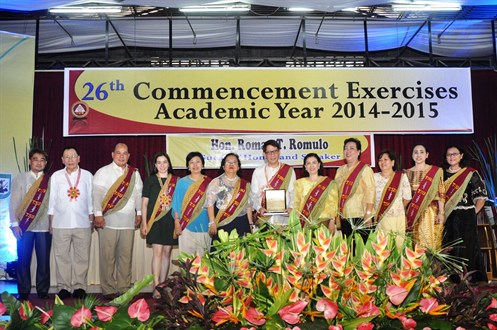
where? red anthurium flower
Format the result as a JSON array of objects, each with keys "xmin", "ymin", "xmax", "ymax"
[
  {"xmin": 386, "ymin": 284, "xmax": 409, "ymax": 305},
  {"xmin": 399, "ymin": 315, "xmax": 417, "ymax": 330},
  {"xmin": 240, "ymin": 328, "xmax": 256, "ymax": 330},
  {"xmin": 490, "ymin": 313, "xmax": 497, "ymax": 322},
  {"xmin": 245, "ymin": 307, "xmax": 266, "ymax": 326},
  {"xmin": 278, "ymin": 300, "xmax": 308, "ymax": 325},
  {"xmin": 95, "ymin": 305, "xmax": 118, "ymax": 322},
  {"xmin": 489, "ymin": 322, "xmax": 497, "ymax": 330},
  {"xmin": 419, "ymin": 298, "xmax": 447, "ymax": 315},
  {"xmin": 285, "ymin": 327, "xmax": 301, "ymax": 330},
  {"xmin": 357, "ymin": 322, "xmax": 374, "ymax": 330},
  {"xmin": 487, "ymin": 298, "xmax": 497, "ymax": 310},
  {"xmin": 455, "ymin": 327, "xmax": 466, "ymax": 330},
  {"xmin": 0, "ymin": 302, "xmax": 6, "ymax": 315},
  {"xmin": 70, "ymin": 306, "xmax": 92, "ymax": 327},
  {"xmin": 328, "ymin": 325, "xmax": 343, "ymax": 330},
  {"xmin": 35, "ymin": 306, "xmax": 53, "ymax": 324},
  {"xmin": 316, "ymin": 298, "xmax": 338, "ymax": 320},
  {"xmin": 19, "ymin": 301, "xmax": 33, "ymax": 320},
  {"xmin": 128, "ymin": 298, "xmax": 150, "ymax": 322}
]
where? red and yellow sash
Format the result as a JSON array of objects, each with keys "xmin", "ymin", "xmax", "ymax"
[
  {"xmin": 260, "ymin": 163, "xmax": 293, "ymax": 211},
  {"xmin": 338, "ymin": 162, "xmax": 367, "ymax": 215},
  {"xmin": 102, "ymin": 166, "xmax": 137, "ymax": 216},
  {"xmin": 444, "ymin": 167, "xmax": 475, "ymax": 218},
  {"xmin": 16, "ymin": 175, "xmax": 50, "ymax": 233},
  {"xmin": 147, "ymin": 174, "xmax": 178, "ymax": 232},
  {"xmin": 406, "ymin": 165, "xmax": 443, "ymax": 228},
  {"xmin": 179, "ymin": 176, "xmax": 211, "ymax": 230},
  {"xmin": 216, "ymin": 179, "xmax": 250, "ymax": 227},
  {"xmin": 299, "ymin": 176, "xmax": 333, "ymax": 226},
  {"xmin": 375, "ymin": 172, "xmax": 402, "ymax": 222}
]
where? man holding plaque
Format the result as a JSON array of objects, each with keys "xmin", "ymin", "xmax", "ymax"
[
  {"xmin": 9, "ymin": 149, "xmax": 51, "ymax": 300},
  {"xmin": 251, "ymin": 139, "xmax": 296, "ymax": 226},
  {"xmin": 93, "ymin": 143, "xmax": 143, "ymax": 299}
]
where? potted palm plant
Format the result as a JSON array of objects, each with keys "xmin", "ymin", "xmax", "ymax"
[{"xmin": 468, "ymin": 135, "xmax": 497, "ymax": 222}]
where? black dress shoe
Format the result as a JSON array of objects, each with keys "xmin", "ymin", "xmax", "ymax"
[
  {"xmin": 102, "ymin": 293, "xmax": 118, "ymax": 300},
  {"xmin": 73, "ymin": 288, "xmax": 87, "ymax": 299},
  {"xmin": 18, "ymin": 293, "xmax": 30, "ymax": 301},
  {"xmin": 57, "ymin": 289, "xmax": 71, "ymax": 300},
  {"xmin": 38, "ymin": 293, "xmax": 50, "ymax": 299}
]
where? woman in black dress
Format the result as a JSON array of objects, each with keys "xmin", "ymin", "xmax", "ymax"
[
  {"xmin": 442, "ymin": 144, "xmax": 488, "ymax": 283},
  {"xmin": 140, "ymin": 152, "xmax": 178, "ymax": 298}
]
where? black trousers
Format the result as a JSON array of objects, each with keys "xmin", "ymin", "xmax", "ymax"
[
  {"xmin": 16, "ymin": 231, "xmax": 52, "ymax": 295},
  {"xmin": 340, "ymin": 217, "xmax": 374, "ymax": 243}
]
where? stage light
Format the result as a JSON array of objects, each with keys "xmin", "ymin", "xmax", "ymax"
[
  {"xmin": 49, "ymin": 6, "xmax": 123, "ymax": 14},
  {"xmin": 392, "ymin": 3, "xmax": 461, "ymax": 11},
  {"xmin": 288, "ymin": 7, "xmax": 314, "ymax": 12},
  {"xmin": 179, "ymin": 4, "xmax": 250, "ymax": 13}
]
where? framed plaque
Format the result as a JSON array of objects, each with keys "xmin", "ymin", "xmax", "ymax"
[{"xmin": 264, "ymin": 189, "xmax": 287, "ymax": 215}]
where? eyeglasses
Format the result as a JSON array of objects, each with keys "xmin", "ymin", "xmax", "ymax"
[
  {"xmin": 225, "ymin": 161, "xmax": 238, "ymax": 166},
  {"xmin": 446, "ymin": 152, "xmax": 460, "ymax": 157},
  {"xmin": 265, "ymin": 149, "xmax": 279, "ymax": 155},
  {"xmin": 63, "ymin": 155, "xmax": 78, "ymax": 160}
]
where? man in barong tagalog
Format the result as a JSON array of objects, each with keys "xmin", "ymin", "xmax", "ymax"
[
  {"xmin": 9, "ymin": 149, "xmax": 51, "ymax": 301},
  {"xmin": 251, "ymin": 139, "xmax": 296, "ymax": 227},
  {"xmin": 93, "ymin": 143, "xmax": 143, "ymax": 300},
  {"xmin": 48, "ymin": 147, "xmax": 94, "ymax": 300}
]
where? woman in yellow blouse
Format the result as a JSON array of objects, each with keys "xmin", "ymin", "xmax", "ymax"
[
  {"xmin": 334, "ymin": 138, "xmax": 375, "ymax": 240},
  {"xmin": 404, "ymin": 144, "xmax": 445, "ymax": 250},
  {"xmin": 293, "ymin": 153, "xmax": 338, "ymax": 233}
]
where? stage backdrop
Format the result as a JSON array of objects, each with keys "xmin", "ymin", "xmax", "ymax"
[{"xmin": 0, "ymin": 31, "xmax": 35, "ymax": 264}]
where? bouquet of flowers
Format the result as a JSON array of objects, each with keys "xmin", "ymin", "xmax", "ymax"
[{"xmin": 162, "ymin": 212, "xmax": 454, "ymax": 329}]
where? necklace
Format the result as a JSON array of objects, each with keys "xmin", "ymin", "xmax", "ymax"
[
  {"xmin": 157, "ymin": 174, "xmax": 170, "ymax": 210},
  {"xmin": 448, "ymin": 167, "xmax": 461, "ymax": 173},
  {"xmin": 225, "ymin": 174, "xmax": 238, "ymax": 182},
  {"xmin": 65, "ymin": 168, "xmax": 81, "ymax": 201}
]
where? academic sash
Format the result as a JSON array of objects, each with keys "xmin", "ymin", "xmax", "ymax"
[
  {"xmin": 147, "ymin": 174, "xmax": 178, "ymax": 232},
  {"xmin": 179, "ymin": 176, "xmax": 211, "ymax": 231},
  {"xmin": 375, "ymin": 172, "xmax": 402, "ymax": 222},
  {"xmin": 338, "ymin": 162, "xmax": 367, "ymax": 215},
  {"xmin": 299, "ymin": 176, "xmax": 334, "ymax": 226},
  {"xmin": 260, "ymin": 163, "xmax": 293, "ymax": 212},
  {"xmin": 216, "ymin": 179, "xmax": 250, "ymax": 227},
  {"xmin": 444, "ymin": 167, "xmax": 475, "ymax": 218},
  {"xmin": 16, "ymin": 175, "xmax": 50, "ymax": 233},
  {"xmin": 102, "ymin": 166, "xmax": 137, "ymax": 216},
  {"xmin": 406, "ymin": 165, "xmax": 443, "ymax": 228}
]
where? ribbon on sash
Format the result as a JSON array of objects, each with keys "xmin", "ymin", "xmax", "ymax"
[
  {"xmin": 147, "ymin": 174, "xmax": 178, "ymax": 232},
  {"xmin": 16, "ymin": 175, "xmax": 50, "ymax": 233},
  {"xmin": 102, "ymin": 166, "xmax": 137, "ymax": 216},
  {"xmin": 375, "ymin": 172, "xmax": 402, "ymax": 222},
  {"xmin": 179, "ymin": 176, "xmax": 211, "ymax": 231},
  {"xmin": 406, "ymin": 165, "xmax": 442, "ymax": 229},
  {"xmin": 299, "ymin": 176, "xmax": 333, "ymax": 226},
  {"xmin": 444, "ymin": 167, "xmax": 475, "ymax": 218},
  {"xmin": 216, "ymin": 179, "xmax": 250, "ymax": 227}
]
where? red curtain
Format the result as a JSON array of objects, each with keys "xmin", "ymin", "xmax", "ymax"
[{"xmin": 32, "ymin": 70, "xmax": 497, "ymax": 180}]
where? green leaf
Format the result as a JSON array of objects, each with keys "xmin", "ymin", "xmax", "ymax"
[
  {"xmin": 111, "ymin": 274, "xmax": 154, "ymax": 306},
  {"xmin": 266, "ymin": 287, "xmax": 292, "ymax": 316}
]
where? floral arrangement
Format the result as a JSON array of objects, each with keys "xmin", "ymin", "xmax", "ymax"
[
  {"xmin": 156, "ymin": 212, "xmax": 468, "ymax": 329},
  {"xmin": 0, "ymin": 274, "xmax": 164, "ymax": 329}
]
